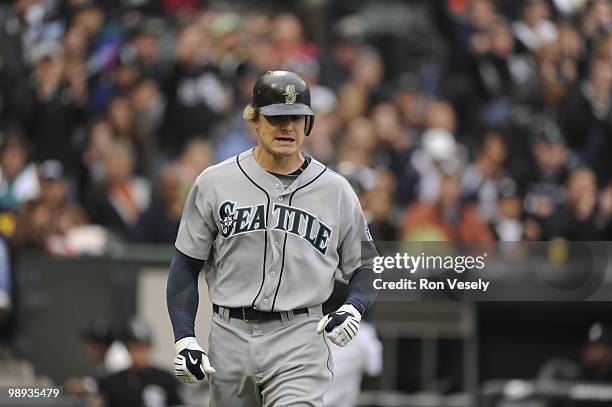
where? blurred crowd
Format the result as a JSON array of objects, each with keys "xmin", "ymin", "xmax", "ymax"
[{"xmin": 0, "ymin": 0, "xmax": 612, "ymax": 315}]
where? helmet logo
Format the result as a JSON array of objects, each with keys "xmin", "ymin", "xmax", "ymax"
[{"xmin": 283, "ymin": 85, "xmax": 298, "ymax": 104}]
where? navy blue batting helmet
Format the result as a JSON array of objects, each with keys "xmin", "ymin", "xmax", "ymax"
[{"xmin": 251, "ymin": 71, "xmax": 315, "ymax": 135}]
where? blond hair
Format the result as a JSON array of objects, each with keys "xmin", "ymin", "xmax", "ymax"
[{"xmin": 242, "ymin": 104, "xmax": 259, "ymax": 123}]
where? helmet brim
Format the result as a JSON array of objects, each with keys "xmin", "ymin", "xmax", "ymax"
[{"xmin": 259, "ymin": 103, "xmax": 314, "ymax": 116}]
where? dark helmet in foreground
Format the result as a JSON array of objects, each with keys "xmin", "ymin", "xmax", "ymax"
[{"xmin": 251, "ymin": 70, "xmax": 315, "ymax": 136}]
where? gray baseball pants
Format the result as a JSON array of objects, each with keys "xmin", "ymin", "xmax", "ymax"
[{"xmin": 207, "ymin": 305, "xmax": 334, "ymax": 407}]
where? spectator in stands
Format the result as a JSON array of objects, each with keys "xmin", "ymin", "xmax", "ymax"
[
  {"xmin": 64, "ymin": 318, "xmax": 132, "ymax": 406},
  {"xmin": 348, "ymin": 46, "xmax": 385, "ymax": 106},
  {"xmin": 91, "ymin": 56, "xmax": 142, "ymax": 118},
  {"xmin": 0, "ymin": 1, "xmax": 37, "ymax": 126},
  {"xmin": 25, "ymin": 40, "xmax": 87, "ymax": 179},
  {"xmin": 129, "ymin": 79, "xmax": 166, "ymax": 165},
  {"xmin": 580, "ymin": 0, "xmax": 612, "ymax": 53},
  {"xmin": 129, "ymin": 163, "xmax": 183, "ymax": 243},
  {"xmin": 97, "ymin": 318, "xmax": 184, "ymax": 407},
  {"xmin": 410, "ymin": 127, "xmax": 465, "ymax": 204},
  {"xmin": 462, "ymin": 130, "xmax": 513, "ymax": 222},
  {"xmin": 401, "ymin": 171, "xmax": 495, "ymax": 241},
  {"xmin": 423, "ymin": 99, "xmax": 458, "ymax": 135},
  {"xmin": 336, "ymin": 117, "xmax": 378, "ymax": 169},
  {"xmin": 12, "ymin": 160, "xmax": 88, "ymax": 254},
  {"xmin": 107, "ymin": 95, "xmax": 138, "ymax": 144},
  {"xmin": 492, "ymin": 184, "xmax": 524, "ymax": 242},
  {"xmin": 62, "ymin": 24, "xmax": 89, "ymax": 67},
  {"xmin": 560, "ymin": 56, "xmax": 612, "ymax": 185},
  {"xmin": 392, "ymin": 73, "xmax": 427, "ymax": 132},
  {"xmin": 84, "ymin": 141, "xmax": 150, "ymax": 238},
  {"xmin": 534, "ymin": 20, "xmax": 584, "ymax": 109},
  {"xmin": 371, "ymin": 102, "xmax": 413, "ymax": 176},
  {"xmin": 392, "ymin": 94, "xmax": 450, "ymax": 206},
  {"xmin": 159, "ymin": 23, "xmax": 230, "ymax": 157},
  {"xmin": 69, "ymin": 2, "xmax": 105, "ymax": 41},
  {"xmin": 337, "ymin": 163, "xmax": 399, "ymax": 241},
  {"xmin": 539, "ymin": 321, "xmax": 612, "ymax": 382},
  {"xmin": 473, "ymin": 17, "xmax": 541, "ymax": 126},
  {"xmin": 438, "ymin": 0, "xmax": 499, "ymax": 134},
  {"xmin": 126, "ymin": 19, "xmax": 168, "ymax": 81},
  {"xmin": 65, "ymin": 318, "xmax": 132, "ymax": 399},
  {"xmin": 209, "ymin": 12, "xmax": 245, "ymax": 78},
  {"xmin": 272, "ymin": 13, "xmax": 318, "ymax": 67},
  {"xmin": 337, "ymin": 82, "xmax": 370, "ymax": 124},
  {"xmin": 335, "ymin": 46, "xmax": 383, "ymax": 125},
  {"xmin": 557, "ymin": 19, "xmax": 585, "ymax": 67},
  {"xmin": 319, "ymin": 21, "xmax": 365, "ymax": 91},
  {"xmin": 213, "ymin": 63, "xmax": 261, "ymax": 162},
  {"xmin": 81, "ymin": 319, "xmax": 131, "ymax": 378},
  {"xmin": 559, "ymin": 166, "xmax": 609, "ymax": 240},
  {"xmin": 81, "ymin": 120, "xmax": 114, "ymax": 195},
  {"xmin": 512, "ymin": 0, "xmax": 558, "ymax": 51},
  {"xmin": 0, "ymin": 130, "xmax": 39, "ymax": 212},
  {"xmin": 304, "ymin": 99, "xmax": 341, "ymax": 165},
  {"xmin": 244, "ymin": 15, "xmax": 282, "ymax": 72},
  {"xmin": 581, "ymin": 322, "xmax": 612, "ymax": 381},
  {"xmin": 536, "ymin": 40, "xmax": 570, "ymax": 109},
  {"xmin": 467, "ymin": 0, "xmax": 499, "ymax": 44},
  {"xmin": 522, "ymin": 122, "xmax": 573, "ymax": 239},
  {"xmin": 175, "ymin": 138, "xmax": 214, "ymax": 186},
  {"xmin": 361, "ymin": 168, "xmax": 399, "ymax": 241},
  {"xmin": 130, "ymin": 79, "xmax": 166, "ymax": 138},
  {"xmin": 598, "ymin": 33, "xmax": 612, "ymax": 67},
  {"xmin": 107, "ymin": 95, "xmax": 149, "ymax": 175}
]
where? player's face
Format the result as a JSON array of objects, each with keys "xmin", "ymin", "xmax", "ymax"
[{"xmin": 255, "ymin": 114, "xmax": 306, "ymax": 157}]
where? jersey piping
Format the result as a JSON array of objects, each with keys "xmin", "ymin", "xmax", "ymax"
[
  {"xmin": 271, "ymin": 165, "xmax": 328, "ymax": 311},
  {"xmin": 235, "ymin": 152, "xmax": 271, "ymax": 308}
]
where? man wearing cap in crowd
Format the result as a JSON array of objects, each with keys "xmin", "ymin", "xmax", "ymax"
[
  {"xmin": 97, "ymin": 317, "xmax": 184, "ymax": 407},
  {"xmin": 12, "ymin": 160, "xmax": 88, "ymax": 254},
  {"xmin": 65, "ymin": 318, "xmax": 131, "ymax": 397}
]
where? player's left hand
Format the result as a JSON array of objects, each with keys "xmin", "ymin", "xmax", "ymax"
[{"xmin": 316, "ymin": 304, "xmax": 361, "ymax": 347}]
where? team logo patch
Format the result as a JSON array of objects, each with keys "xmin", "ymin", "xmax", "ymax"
[
  {"xmin": 283, "ymin": 85, "xmax": 298, "ymax": 104},
  {"xmin": 217, "ymin": 200, "xmax": 332, "ymax": 255},
  {"xmin": 219, "ymin": 201, "xmax": 237, "ymax": 237}
]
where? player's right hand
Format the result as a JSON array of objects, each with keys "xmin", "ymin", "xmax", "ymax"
[{"xmin": 174, "ymin": 336, "xmax": 216, "ymax": 384}]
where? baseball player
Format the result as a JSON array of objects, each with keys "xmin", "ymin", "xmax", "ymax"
[{"xmin": 166, "ymin": 70, "xmax": 377, "ymax": 407}]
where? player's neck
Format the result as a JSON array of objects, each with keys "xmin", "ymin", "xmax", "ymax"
[{"xmin": 253, "ymin": 147, "xmax": 304, "ymax": 175}]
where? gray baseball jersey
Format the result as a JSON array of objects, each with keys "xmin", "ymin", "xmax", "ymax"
[{"xmin": 175, "ymin": 149, "xmax": 372, "ymax": 311}]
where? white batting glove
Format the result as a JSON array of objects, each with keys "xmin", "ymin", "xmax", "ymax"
[
  {"xmin": 174, "ymin": 337, "xmax": 215, "ymax": 384},
  {"xmin": 316, "ymin": 304, "xmax": 362, "ymax": 347}
]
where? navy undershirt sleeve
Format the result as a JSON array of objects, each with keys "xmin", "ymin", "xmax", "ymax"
[
  {"xmin": 345, "ymin": 267, "xmax": 378, "ymax": 316},
  {"xmin": 166, "ymin": 249, "xmax": 205, "ymax": 342}
]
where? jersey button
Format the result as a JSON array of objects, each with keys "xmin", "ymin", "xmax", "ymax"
[
  {"xmin": 271, "ymin": 271, "xmax": 276, "ymax": 276},
  {"xmin": 274, "ymin": 242, "xmax": 279, "ymax": 247},
  {"xmin": 278, "ymin": 196, "xmax": 283, "ymax": 201},
  {"xmin": 263, "ymin": 299, "xmax": 269, "ymax": 304},
  {"xmin": 274, "ymin": 183, "xmax": 280, "ymax": 189}
]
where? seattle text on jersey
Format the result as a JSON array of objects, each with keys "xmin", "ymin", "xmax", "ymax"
[{"xmin": 218, "ymin": 200, "xmax": 333, "ymax": 255}]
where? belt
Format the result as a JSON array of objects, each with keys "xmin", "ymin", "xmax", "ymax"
[{"xmin": 213, "ymin": 304, "xmax": 308, "ymax": 322}]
